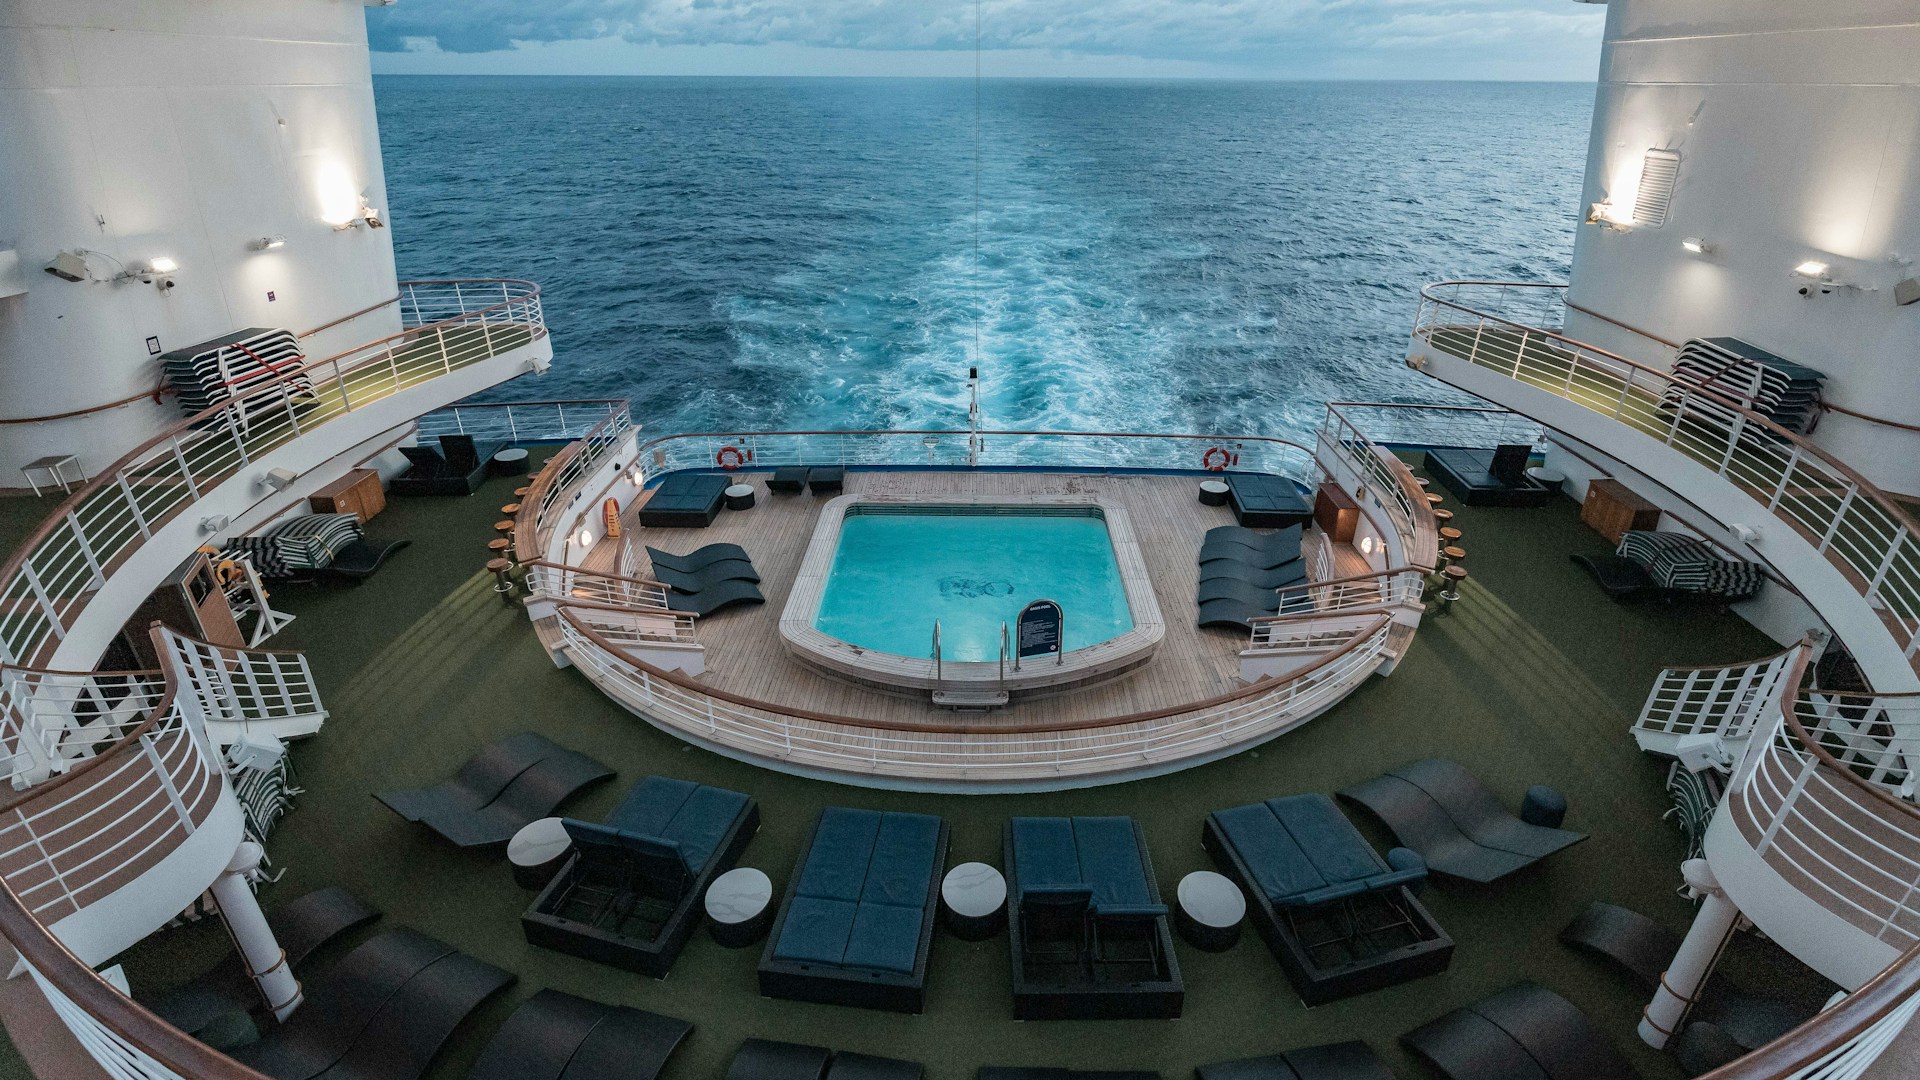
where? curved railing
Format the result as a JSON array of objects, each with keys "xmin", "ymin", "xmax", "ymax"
[
  {"xmin": 1414, "ymin": 282, "xmax": 1920, "ymax": 668},
  {"xmin": 1700, "ymin": 946, "xmax": 1920, "ymax": 1080},
  {"xmin": 0, "ymin": 666, "xmax": 169, "ymax": 787},
  {"xmin": 0, "ymin": 280, "xmax": 547, "ymax": 669},
  {"xmin": 1793, "ymin": 689, "xmax": 1919, "ymax": 798},
  {"xmin": 157, "ymin": 633, "xmax": 326, "ymax": 745},
  {"xmin": 1634, "ymin": 645, "xmax": 1806, "ymax": 752}
]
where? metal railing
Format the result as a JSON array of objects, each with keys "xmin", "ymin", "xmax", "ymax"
[
  {"xmin": 0, "ymin": 280, "xmax": 547, "ymax": 669},
  {"xmin": 523, "ymin": 563, "xmax": 696, "ymax": 645},
  {"xmin": 1635, "ymin": 646, "xmax": 1805, "ymax": 747},
  {"xmin": 0, "ymin": 667, "xmax": 169, "ymax": 787},
  {"xmin": 1699, "ymin": 945, "xmax": 1920, "ymax": 1080},
  {"xmin": 518, "ymin": 406, "xmax": 638, "ymax": 560},
  {"xmin": 1416, "ymin": 281, "xmax": 1920, "ymax": 664},
  {"xmin": 416, "ymin": 399, "xmax": 626, "ymax": 447},
  {"xmin": 157, "ymin": 633, "xmax": 326, "ymax": 744},
  {"xmin": 1318, "ymin": 405, "xmax": 1423, "ymax": 552},
  {"xmin": 1794, "ymin": 690, "xmax": 1920, "ymax": 799},
  {"xmin": 1242, "ymin": 567, "xmax": 1425, "ymax": 652}
]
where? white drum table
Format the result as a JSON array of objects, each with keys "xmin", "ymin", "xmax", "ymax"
[
  {"xmin": 706, "ymin": 866, "xmax": 774, "ymax": 948},
  {"xmin": 1525, "ymin": 465, "xmax": 1567, "ymax": 495},
  {"xmin": 507, "ymin": 817, "xmax": 573, "ymax": 890},
  {"xmin": 940, "ymin": 862, "xmax": 1008, "ymax": 941},
  {"xmin": 1176, "ymin": 870, "xmax": 1246, "ymax": 952}
]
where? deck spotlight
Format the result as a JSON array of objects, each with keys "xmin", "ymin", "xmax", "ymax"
[
  {"xmin": 147, "ymin": 256, "xmax": 178, "ymax": 274},
  {"xmin": 577, "ymin": 528, "xmax": 594, "ymax": 547},
  {"xmin": 1793, "ymin": 260, "xmax": 1830, "ymax": 280},
  {"xmin": 251, "ymin": 235, "xmax": 288, "ymax": 251},
  {"xmin": 1681, "ymin": 237, "xmax": 1711, "ymax": 256},
  {"xmin": 43, "ymin": 251, "xmax": 92, "ymax": 282},
  {"xmin": 1360, "ymin": 536, "xmax": 1376, "ymax": 556}
]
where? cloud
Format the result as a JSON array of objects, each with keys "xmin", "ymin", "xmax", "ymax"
[{"xmin": 366, "ymin": 0, "xmax": 1603, "ymax": 72}]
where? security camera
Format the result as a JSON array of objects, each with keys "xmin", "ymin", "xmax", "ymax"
[{"xmin": 157, "ymin": 276, "xmax": 177, "ymax": 291}]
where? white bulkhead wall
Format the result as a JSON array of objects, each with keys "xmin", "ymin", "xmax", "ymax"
[
  {"xmin": 0, "ymin": 0, "xmax": 401, "ymax": 480},
  {"xmin": 1564, "ymin": 0, "xmax": 1920, "ymax": 495}
]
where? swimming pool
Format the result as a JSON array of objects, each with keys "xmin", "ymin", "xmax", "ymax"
[{"xmin": 815, "ymin": 507, "xmax": 1134, "ymax": 662}]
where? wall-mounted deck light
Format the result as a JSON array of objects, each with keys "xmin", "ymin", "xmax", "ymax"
[
  {"xmin": 1793, "ymin": 260, "xmax": 1830, "ymax": 280},
  {"xmin": 251, "ymin": 235, "xmax": 288, "ymax": 251},
  {"xmin": 577, "ymin": 528, "xmax": 594, "ymax": 547},
  {"xmin": 1682, "ymin": 237, "xmax": 1712, "ymax": 256}
]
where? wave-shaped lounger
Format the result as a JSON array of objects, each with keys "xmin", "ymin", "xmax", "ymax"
[
  {"xmin": 1195, "ymin": 1040, "xmax": 1397, "ymax": 1080},
  {"xmin": 465, "ymin": 988, "xmax": 692, "ymax": 1080},
  {"xmin": 1400, "ymin": 982, "xmax": 1640, "ymax": 1080},
  {"xmin": 1198, "ymin": 559, "xmax": 1309, "ymax": 591},
  {"xmin": 327, "ymin": 538, "xmax": 411, "ymax": 581},
  {"xmin": 1197, "ymin": 598, "xmax": 1273, "ymax": 632},
  {"xmin": 725, "ymin": 1039, "xmax": 833, "ymax": 1080},
  {"xmin": 1198, "ymin": 524, "xmax": 1304, "ymax": 568},
  {"xmin": 649, "ymin": 557, "xmax": 760, "ymax": 594},
  {"xmin": 827, "ymin": 1053, "xmax": 926, "ymax": 1079},
  {"xmin": 978, "ymin": 1070, "xmax": 1161, "ymax": 1079},
  {"xmin": 376, "ymin": 732, "xmax": 614, "ymax": 849},
  {"xmin": 665, "ymin": 577, "xmax": 766, "ymax": 617},
  {"xmin": 375, "ymin": 732, "xmax": 562, "ymax": 823},
  {"xmin": 1337, "ymin": 760, "xmax": 1585, "ymax": 884},
  {"xmin": 648, "ymin": 543, "xmax": 751, "ymax": 574},
  {"xmin": 1197, "ymin": 578, "xmax": 1282, "ymax": 612}
]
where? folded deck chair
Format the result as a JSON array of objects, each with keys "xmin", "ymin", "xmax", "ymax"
[
  {"xmin": 665, "ymin": 578, "xmax": 766, "ymax": 617},
  {"xmin": 826, "ymin": 1054, "xmax": 926, "ymax": 1080},
  {"xmin": 375, "ymin": 732, "xmax": 560, "ymax": 823},
  {"xmin": 1196, "ymin": 1040, "xmax": 1396, "ymax": 1080},
  {"xmin": 1337, "ymin": 759, "xmax": 1585, "ymax": 884},
  {"xmin": 1400, "ymin": 982, "xmax": 1640, "ymax": 1080},
  {"xmin": 325, "ymin": 539, "xmax": 411, "ymax": 581},
  {"xmin": 649, "ymin": 557, "xmax": 760, "ymax": 594},
  {"xmin": 414, "ymin": 748, "xmax": 615, "ymax": 848},
  {"xmin": 1198, "ymin": 525, "xmax": 1305, "ymax": 569},
  {"xmin": 725, "ymin": 1039, "xmax": 834, "ymax": 1080},
  {"xmin": 647, "ymin": 543, "xmax": 752, "ymax": 574},
  {"xmin": 465, "ymin": 988, "xmax": 692, "ymax": 1080},
  {"xmin": 1198, "ymin": 559, "xmax": 1309, "ymax": 591}
]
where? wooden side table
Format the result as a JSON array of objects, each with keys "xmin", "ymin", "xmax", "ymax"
[
  {"xmin": 1314, "ymin": 483, "xmax": 1361, "ymax": 544},
  {"xmin": 1581, "ymin": 479, "xmax": 1660, "ymax": 545},
  {"xmin": 309, "ymin": 468, "xmax": 385, "ymax": 523}
]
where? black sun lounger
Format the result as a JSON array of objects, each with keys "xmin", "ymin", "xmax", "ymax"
[
  {"xmin": 1228, "ymin": 474, "xmax": 1313, "ymax": 528},
  {"xmin": 1204, "ymin": 795, "xmax": 1450, "ymax": 1004},
  {"xmin": 325, "ymin": 539, "xmax": 411, "ymax": 581},
  {"xmin": 726, "ymin": 1039, "xmax": 834, "ymax": 1080},
  {"xmin": 1198, "ymin": 524, "xmax": 1305, "ymax": 569},
  {"xmin": 638, "ymin": 473, "xmax": 729, "ymax": 528},
  {"xmin": 649, "ymin": 557, "xmax": 760, "ymax": 594},
  {"xmin": 465, "ymin": 988, "xmax": 692, "ymax": 1080},
  {"xmin": 1337, "ymin": 760, "xmax": 1586, "ymax": 884},
  {"xmin": 827, "ymin": 1053, "xmax": 925, "ymax": 1080},
  {"xmin": 1196, "ymin": 1040, "xmax": 1396, "ymax": 1080},
  {"xmin": 146, "ymin": 887, "xmax": 379, "ymax": 1026},
  {"xmin": 377, "ymin": 733, "xmax": 613, "ymax": 849},
  {"xmin": 769, "ymin": 467, "xmax": 810, "ymax": 494},
  {"xmin": 665, "ymin": 577, "xmax": 766, "ymax": 617},
  {"xmin": 647, "ymin": 543, "xmax": 752, "ymax": 573},
  {"xmin": 761, "ymin": 807, "xmax": 949, "ymax": 1013},
  {"xmin": 978, "ymin": 1070, "xmax": 1162, "ymax": 1079},
  {"xmin": 1197, "ymin": 599, "xmax": 1273, "ymax": 632},
  {"xmin": 1196, "ymin": 578, "xmax": 1282, "ymax": 612},
  {"xmin": 1197, "ymin": 559, "xmax": 1309, "ymax": 591},
  {"xmin": 1400, "ymin": 982, "xmax": 1640, "ymax": 1080},
  {"xmin": 375, "ymin": 732, "xmax": 559, "ymax": 823},
  {"xmin": 809, "ymin": 466, "xmax": 847, "ymax": 494}
]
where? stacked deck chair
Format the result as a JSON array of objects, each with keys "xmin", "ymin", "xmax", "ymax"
[
  {"xmin": 647, "ymin": 544, "xmax": 766, "ymax": 617},
  {"xmin": 1338, "ymin": 759, "xmax": 1586, "ymax": 885},
  {"xmin": 1400, "ymin": 982, "xmax": 1641, "ymax": 1080},
  {"xmin": 725, "ymin": 1039, "xmax": 925, "ymax": 1080},
  {"xmin": 1573, "ymin": 530, "xmax": 1762, "ymax": 605},
  {"xmin": 1424, "ymin": 445, "xmax": 1553, "ymax": 508},
  {"xmin": 1667, "ymin": 337, "xmax": 1826, "ymax": 435},
  {"xmin": 162, "ymin": 328, "xmax": 315, "ymax": 434},
  {"xmin": 638, "ymin": 473, "xmax": 730, "ymax": 527},
  {"xmin": 1227, "ymin": 473, "xmax": 1314, "ymax": 528},
  {"xmin": 375, "ymin": 732, "xmax": 614, "ymax": 849},
  {"xmin": 1197, "ymin": 524, "xmax": 1307, "ymax": 631},
  {"xmin": 1203, "ymin": 794, "xmax": 1451, "ymax": 1004},
  {"xmin": 231, "ymin": 927, "xmax": 514, "ymax": 1080},
  {"xmin": 524, "ymin": 775, "xmax": 759, "ymax": 977},
  {"xmin": 390, "ymin": 434, "xmax": 505, "ymax": 496},
  {"xmin": 1196, "ymin": 1041, "xmax": 1397, "ymax": 1080},
  {"xmin": 225, "ymin": 514, "xmax": 366, "ymax": 580},
  {"xmin": 465, "ymin": 988, "xmax": 692, "ymax": 1080},
  {"xmin": 760, "ymin": 807, "xmax": 949, "ymax": 1013},
  {"xmin": 1005, "ymin": 816, "xmax": 1183, "ymax": 1020}
]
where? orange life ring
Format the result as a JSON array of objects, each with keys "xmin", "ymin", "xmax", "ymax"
[
  {"xmin": 1202, "ymin": 446, "xmax": 1234, "ymax": 472},
  {"xmin": 715, "ymin": 446, "xmax": 749, "ymax": 470}
]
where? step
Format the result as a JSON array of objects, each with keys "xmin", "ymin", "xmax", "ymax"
[{"xmin": 932, "ymin": 688, "xmax": 1010, "ymax": 709}]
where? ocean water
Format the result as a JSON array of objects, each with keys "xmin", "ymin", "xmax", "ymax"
[
  {"xmin": 375, "ymin": 77, "xmax": 1593, "ymax": 442},
  {"xmin": 815, "ymin": 511, "xmax": 1132, "ymax": 662}
]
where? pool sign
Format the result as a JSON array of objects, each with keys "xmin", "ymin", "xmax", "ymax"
[{"xmin": 1017, "ymin": 599, "xmax": 1064, "ymax": 667}]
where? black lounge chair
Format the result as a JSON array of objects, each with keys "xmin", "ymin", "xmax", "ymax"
[
  {"xmin": 665, "ymin": 577, "xmax": 766, "ymax": 617},
  {"xmin": 1196, "ymin": 599, "xmax": 1273, "ymax": 633},
  {"xmin": 1400, "ymin": 982, "xmax": 1640, "ymax": 1080},
  {"xmin": 1570, "ymin": 555, "xmax": 1657, "ymax": 601},
  {"xmin": 647, "ymin": 543, "xmax": 752, "ymax": 574},
  {"xmin": 325, "ymin": 539, "xmax": 411, "ymax": 582},
  {"xmin": 1005, "ymin": 816, "xmax": 1183, "ymax": 1020},
  {"xmin": 1203, "ymin": 794, "xmax": 1450, "ymax": 1005},
  {"xmin": 1425, "ymin": 447, "xmax": 1553, "ymax": 508},
  {"xmin": 828, "ymin": 1053, "xmax": 925, "ymax": 1080},
  {"xmin": 525, "ymin": 775, "xmax": 759, "ymax": 977},
  {"xmin": 1228, "ymin": 474, "xmax": 1313, "ymax": 528},
  {"xmin": 649, "ymin": 557, "xmax": 760, "ymax": 594},
  {"xmin": 978, "ymin": 1070, "xmax": 1162, "ymax": 1079},
  {"xmin": 1197, "ymin": 578, "xmax": 1284, "ymax": 612},
  {"xmin": 638, "ymin": 473, "xmax": 729, "ymax": 528},
  {"xmin": 1197, "ymin": 559, "xmax": 1309, "ymax": 592},
  {"xmin": 1337, "ymin": 760, "xmax": 1586, "ymax": 884},
  {"xmin": 761, "ymin": 807, "xmax": 949, "ymax": 1013},
  {"xmin": 233, "ymin": 928, "xmax": 514, "ymax": 1080},
  {"xmin": 1196, "ymin": 1040, "xmax": 1397, "ymax": 1080},
  {"xmin": 769, "ymin": 467, "xmax": 810, "ymax": 494},
  {"xmin": 726, "ymin": 1039, "xmax": 833, "ymax": 1080},
  {"xmin": 465, "ymin": 988, "xmax": 692, "ymax": 1080},
  {"xmin": 809, "ymin": 466, "xmax": 847, "ymax": 494},
  {"xmin": 376, "ymin": 732, "xmax": 613, "ymax": 849},
  {"xmin": 1198, "ymin": 524, "xmax": 1305, "ymax": 568},
  {"xmin": 391, "ymin": 434, "xmax": 506, "ymax": 497}
]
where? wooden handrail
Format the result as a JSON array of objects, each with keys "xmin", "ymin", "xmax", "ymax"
[
  {"xmin": 522, "ymin": 561, "xmax": 665, "ymax": 591},
  {"xmin": 296, "ymin": 293, "xmax": 400, "ymax": 339},
  {"xmin": 555, "ymin": 597, "xmax": 691, "ymax": 620},
  {"xmin": 559, "ymin": 606, "xmax": 1391, "ymax": 737},
  {"xmin": 1699, "ymin": 945, "xmax": 1920, "ymax": 1079},
  {"xmin": 1776, "ymin": 646, "xmax": 1920, "ymax": 825},
  {"xmin": 1650, "ymin": 641, "xmax": 1806, "ymax": 677}
]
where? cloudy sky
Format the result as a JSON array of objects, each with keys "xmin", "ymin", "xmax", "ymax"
[{"xmin": 367, "ymin": 0, "xmax": 1607, "ymax": 80}]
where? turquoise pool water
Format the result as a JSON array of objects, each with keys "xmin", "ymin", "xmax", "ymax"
[{"xmin": 815, "ymin": 508, "xmax": 1134, "ymax": 662}]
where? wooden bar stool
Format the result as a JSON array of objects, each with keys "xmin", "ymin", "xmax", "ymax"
[
  {"xmin": 514, "ymin": 486, "xmax": 531, "ymax": 498},
  {"xmin": 1415, "ymin": 476, "xmax": 1431, "ymax": 488},
  {"xmin": 501, "ymin": 502, "xmax": 522, "ymax": 516},
  {"xmin": 1439, "ymin": 527, "xmax": 1464, "ymax": 545},
  {"xmin": 1424, "ymin": 492, "xmax": 1445, "ymax": 508},
  {"xmin": 494, "ymin": 519, "xmax": 516, "ymax": 535},
  {"xmin": 1439, "ymin": 545, "xmax": 1467, "ymax": 572},
  {"xmin": 487, "ymin": 557, "xmax": 515, "ymax": 599},
  {"xmin": 1432, "ymin": 508, "xmax": 1455, "ymax": 531},
  {"xmin": 1440, "ymin": 564, "xmax": 1469, "ymax": 605}
]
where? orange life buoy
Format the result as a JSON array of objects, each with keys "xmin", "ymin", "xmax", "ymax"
[
  {"xmin": 1202, "ymin": 446, "xmax": 1234, "ymax": 472},
  {"xmin": 716, "ymin": 446, "xmax": 749, "ymax": 470}
]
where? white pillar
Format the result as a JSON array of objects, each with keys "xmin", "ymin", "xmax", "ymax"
[
  {"xmin": 1640, "ymin": 858, "xmax": 1740, "ymax": 1048},
  {"xmin": 209, "ymin": 841, "xmax": 302, "ymax": 1021}
]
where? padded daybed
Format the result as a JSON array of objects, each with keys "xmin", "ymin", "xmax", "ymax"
[
  {"xmin": 638, "ymin": 473, "xmax": 730, "ymax": 528},
  {"xmin": 1195, "ymin": 1040, "xmax": 1397, "ymax": 1080},
  {"xmin": 1226, "ymin": 474, "xmax": 1314, "ymax": 529},
  {"xmin": 1005, "ymin": 816, "xmax": 1184, "ymax": 1021},
  {"xmin": 524, "ymin": 775, "xmax": 759, "ymax": 978},
  {"xmin": 391, "ymin": 434, "xmax": 505, "ymax": 497},
  {"xmin": 466, "ymin": 988, "xmax": 692, "ymax": 1080},
  {"xmin": 1338, "ymin": 759, "xmax": 1586, "ymax": 884},
  {"xmin": 760, "ymin": 807, "xmax": 949, "ymax": 1013},
  {"xmin": 1204, "ymin": 794, "xmax": 1451, "ymax": 1004},
  {"xmin": 1424, "ymin": 446, "xmax": 1553, "ymax": 508},
  {"xmin": 375, "ymin": 732, "xmax": 614, "ymax": 849},
  {"xmin": 1400, "ymin": 981, "xmax": 1641, "ymax": 1080}
]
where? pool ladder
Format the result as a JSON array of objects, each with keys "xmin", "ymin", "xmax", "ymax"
[{"xmin": 927, "ymin": 619, "xmax": 1012, "ymax": 709}]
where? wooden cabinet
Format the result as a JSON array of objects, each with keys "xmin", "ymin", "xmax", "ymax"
[
  {"xmin": 1314, "ymin": 483, "xmax": 1361, "ymax": 544},
  {"xmin": 1581, "ymin": 478, "xmax": 1661, "ymax": 545},
  {"xmin": 310, "ymin": 468, "xmax": 385, "ymax": 523},
  {"xmin": 121, "ymin": 552, "xmax": 245, "ymax": 665}
]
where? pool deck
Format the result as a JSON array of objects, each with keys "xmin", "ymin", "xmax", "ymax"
[{"xmin": 566, "ymin": 469, "xmax": 1372, "ymax": 728}]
